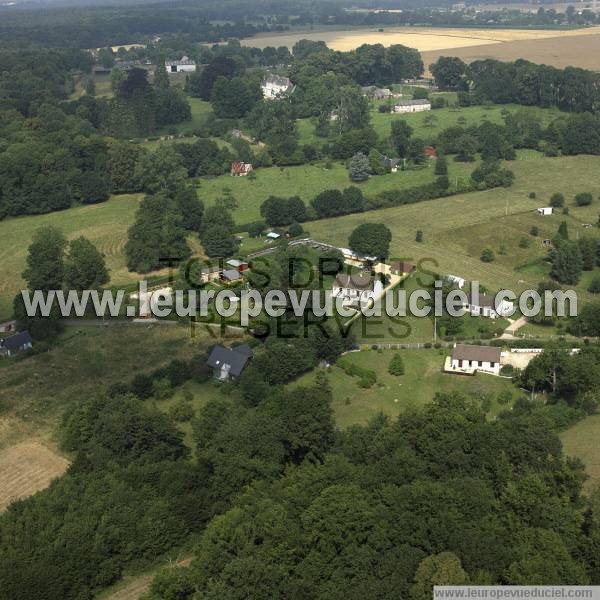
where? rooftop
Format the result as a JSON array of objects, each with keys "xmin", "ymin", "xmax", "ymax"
[
  {"xmin": 451, "ymin": 344, "xmax": 501, "ymax": 364},
  {"xmin": 207, "ymin": 344, "xmax": 253, "ymax": 377},
  {"xmin": 395, "ymin": 99, "xmax": 431, "ymax": 106},
  {"xmin": 335, "ymin": 273, "xmax": 377, "ymax": 291}
]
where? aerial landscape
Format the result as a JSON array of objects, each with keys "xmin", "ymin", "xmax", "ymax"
[{"xmin": 1, "ymin": 0, "xmax": 600, "ymax": 598}]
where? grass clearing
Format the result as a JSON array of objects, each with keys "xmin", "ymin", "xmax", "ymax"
[
  {"xmin": 294, "ymin": 347, "xmax": 516, "ymax": 428},
  {"xmin": 199, "ymin": 160, "xmax": 472, "ymax": 225},
  {"xmin": 560, "ymin": 414, "xmax": 600, "ymax": 493}
]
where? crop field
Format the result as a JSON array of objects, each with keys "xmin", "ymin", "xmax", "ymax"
[
  {"xmin": 294, "ymin": 347, "xmax": 516, "ymax": 428},
  {"xmin": 198, "ymin": 160, "xmax": 472, "ymax": 225},
  {"xmin": 421, "ymin": 30, "xmax": 600, "ymax": 74},
  {"xmin": 0, "ymin": 441, "xmax": 69, "ymax": 511},
  {"xmin": 560, "ymin": 414, "xmax": 600, "ymax": 493},
  {"xmin": 308, "ymin": 154, "xmax": 600, "ymax": 297},
  {"xmin": 241, "ymin": 25, "xmax": 599, "ymax": 53}
]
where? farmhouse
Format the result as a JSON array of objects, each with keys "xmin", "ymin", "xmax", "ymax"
[
  {"xmin": 226, "ymin": 259, "xmax": 249, "ymax": 272},
  {"xmin": 231, "ymin": 161, "xmax": 253, "ymax": 177},
  {"xmin": 207, "ymin": 343, "xmax": 253, "ymax": 381},
  {"xmin": 266, "ymin": 231, "xmax": 281, "ymax": 241},
  {"xmin": 361, "ymin": 86, "xmax": 393, "ymax": 99},
  {"xmin": 450, "ymin": 344, "xmax": 501, "ymax": 375},
  {"xmin": 390, "ymin": 261, "xmax": 415, "ymax": 276},
  {"xmin": 537, "ymin": 207, "xmax": 553, "ymax": 216},
  {"xmin": 393, "ymin": 99, "xmax": 431, "ymax": 113},
  {"xmin": 165, "ymin": 56, "xmax": 196, "ymax": 73},
  {"xmin": 382, "ymin": 156, "xmax": 402, "ymax": 173},
  {"xmin": 332, "ymin": 274, "xmax": 383, "ymax": 304},
  {"xmin": 424, "ymin": 146, "xmax": 438, "ymax": 159},
  {"xmin": 199, "ymin": 266, "xmax": 221, "ymax": 283},
  {"xmin": 0, "ymin": 331, "xmax": 33, "ymax": 358},
  {"xmin": 261, "ymin": 74, "xmax": 293, "ymax": 99},
  {"xmin": 463, "ymin": 292, "xmax": 514, "ymax": 319}
]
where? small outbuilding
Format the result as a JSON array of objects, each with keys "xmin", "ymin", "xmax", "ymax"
[
  {"xmin": 0, "ymin": 331, "xmax": 33, "ymax": 358},
  {"xmin": 536, "ymin": 207, "xmax": 553, "ymax": 216}
]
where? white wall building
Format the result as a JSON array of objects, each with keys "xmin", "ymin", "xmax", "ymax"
[
  {"xmin": 165, "ymin": 56, "xmax": 196, "ymax": 73},
  {"xmin": 393, "ymin": 99, "xmax": 431, "ymax": 113},
  {"xmin": 537, "ymin": 207, "xmax": 553, "ymax": 216},
  {"xmin": 261, "ymin": 74, "xmax": 293, "ymax": 99},
  {"xmin": 463, "ymin": 293, "xmax": 514, "ymax": 319},
  {"xmin": 445, "ymin": 275, "xmax": 466, "ymax": 289},
  {"xmin": 450, "ymin": 344, "xmax": 501, "ymax": 375},
  {"xmin": 332, "ymin": 274, "xmax": 383, "ymax": 304}
]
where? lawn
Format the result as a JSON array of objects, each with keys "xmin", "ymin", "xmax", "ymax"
[
  {"xmin": 308, "ymin": 154, "xmax": 600, "ymax": 297},
  {"xmin": 0, "ymin": 194, "xmax": 144, "ymax": 321},
  {"xmin": 560, "ymin": 414, "xmax": 600, "ymax": 493},
  {"xmin": 198, "ymin": 160, "xmax": 472, "ymax": 225},
  {"xmin": 294, "ymin": 347, "xmax": 516, "ymax": 428},
  {"xmin": 297, "ymin": 103, "xmax": 562, "ymax": 147}
]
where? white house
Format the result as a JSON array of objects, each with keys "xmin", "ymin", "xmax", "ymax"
[
  {"xmin": 445, "ymin": 275, "xmax": 466, "ymax": 289},
  {"xmin": 261, "ymin": 74, "xmax": 293, "ymax": 99},
  {"xmin": 537, "ymin": 207, "xmax": 553, "ymax": 216},
  {"xmin": 393, "ymin": 99, "xmax": 431, "ymax": 113},
  {"xmin": 165, "ymin": 56, "xmax": 196, "ymax": 73},
  {"xmin": 332, "ymin": 274, "xmax": 383, "ymax": 304},
  {"xmin": 450, "ymin": 344, "xmax": 501, "ymax": 375},
  {"xmin": 463, "ymin": 292, "xmax": 514, "ymax": 319}
]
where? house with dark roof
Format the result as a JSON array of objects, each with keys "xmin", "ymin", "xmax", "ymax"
[
  {"xmin": 221, "ymin": 269, "xmax": 243, "ymax": 284},
  {"xmin": 450, "ymin": 344, "xmax": 501, "ymax": 375},
  {"xmin": 0, "ymin": 331, "xmax": 33, "ymax": 358},
  {"xmin": 207, "ymin": 344, "xmax": 253, "ymax": 381},
  {"xmin": 332, "ymin": 274, "xmax": 383, "ymax": 304}
]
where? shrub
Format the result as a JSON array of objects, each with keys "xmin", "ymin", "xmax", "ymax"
[
  {"xmin": 575, "ymin": 192, "xmax": 593, "ymax": 206},
  {"xmin": 530, "ymin": 226, "xmax": 539, "ymax": 236},
  {"xmin": 519, "ymin": 237, "xmax": 531, "ymax": 248},
  {"xmin": 528, "ymin": 192, "xmax": 536, "ymax": 199},
  {"xmin": 169, "ymin": 399, "xmax": 195, "ymax": 422},
  {"xmin": 415, "ymin": 229, "xmax": 424, "ymax": 243},
  {"xmin": 588, "ymin": 276, "xmax": 600, "ymax": 294},
  {"xmin": 550, "ymin": 192, "xmax": 565, "ymax": 208},
  {"xmin": 480, "ymin": 248, "xmax": 495, "ymax": 262}
]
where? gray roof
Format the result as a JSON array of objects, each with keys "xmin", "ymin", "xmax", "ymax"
[
  {"xmin": 1, "ymin": 331, "xmax": 33, "ymax": 352},
  {"xmin": 222, "ymin": 269, "xmax": 242, "ymax": 281},
  {"xmin": 395, "ymin": 99, "xmax": 431, "ymax": 106},
  {"xmin": 207, "ymin": 344, "xmax": 253, "ymax": 377},
  {"xmin": 469, "ymin": 293, "xmax": 499, "ymax": 309},
  {"xmin": 165, "ymin": 56, "xmax": 195, "ymax": 66},
  {"xmin": 452, "ymin": 344, "xmax": 501, "ymax": 364},
  {"xmin": 334, "ymin": 274, "xmax": 377, "ymax": 291}
]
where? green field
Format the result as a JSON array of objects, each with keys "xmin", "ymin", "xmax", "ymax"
[
  {"xmin": 294, "ymin": 347, "xmax": 516, "ymax": 428},
  {"xmin": 308, "ymin": 154, "xmax": 600, "ymax": 296},
  {"xmin": 560, "ymin": 414, "xmax": 600, "ymax": 493},
  {"xmin": 199, "ymin": 160, "xmax": 472, "ymax": 225},
  {"xmin": 297, "ymin": 102, "xmax": 562, "ymax": 146},
  {"xmin": 0, "ymin": 195, "xmax": 144, "ymax": 320}
]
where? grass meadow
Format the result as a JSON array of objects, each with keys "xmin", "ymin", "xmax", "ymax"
[
  {"xmin": 294, "ymin": 347, "xmax": 516, "ymax": 428},
  {"xmin": 560, "ymin": 414, "xmax": 600, "ymax": 493}
]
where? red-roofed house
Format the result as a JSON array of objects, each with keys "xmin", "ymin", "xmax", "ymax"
[{"xmin": 231, "ymin": 162, "xmax": 253, "ymax": 177}]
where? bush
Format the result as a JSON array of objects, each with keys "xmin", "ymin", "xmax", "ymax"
[
  {"xmin": 575, "ymin": 192, "xmax": 593, "ymax": 206},
  {"xmin": 168, "ymin": 399, "xmax": 195, "ymax": 422},
  {"xmin": 519, "ymin": 237, "xmax": 531, "ymax": 248},
  {"xmin": 528, "ymin": 191, "xmax": 536, "ymax": 199},
  {"xmin": 588, "ymin": 276, "xmax": 600, "ymax": 294},
  {"xmin": 550, "ymin": 192, "xmax": 564, "ymax": 208},
  {"xmin": 530, "ymin": 226, "xmax": 539, "ymax": 236},
  {"xmin": 415, "ymin": 229, "xmax": 424, "ymax": 243},
  {"xmin": 480, "ymin": 248, "xmax": 495, "ymax": 262}
]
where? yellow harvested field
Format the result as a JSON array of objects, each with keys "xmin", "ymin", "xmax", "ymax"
[
  {"xmin": 242, "ymin": 25, "xmax": 600, "ymax": 52},
  {"xmin": 0, "ymin": 441, "xmax": 69, "ymax": 511}
]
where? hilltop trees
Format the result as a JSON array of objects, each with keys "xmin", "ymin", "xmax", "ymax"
[{"xmin": 349, "ymin": 223, "xmax": 392, "ymax": 259}]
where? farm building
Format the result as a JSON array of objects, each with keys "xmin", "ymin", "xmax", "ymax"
[
  {"xmin": 231, "ymin": 162, "xmax": 253, "ymax": 177},
  {"xmin": 207, "ymin": 344, "xmax": 253, "ymax": 381},
  {"xmin": 393, "ymin": 99, "xmax": 431, "ymax": 113},
  {"xmin": 445, "ymin": 274, "xmax": 466, "ymax": 289},
  {"xmin": 449, "ymin": 344, "xmax": 501, "ymax": 375},
  {"xmin": 332, "ymin": 274, "xmax": 383, "ymax": 304},
  {"xmin": 537, "ymin": 207, "xmax": 553, "ymax": 216},
  {"xmin": 462, "ymin": 292, "xmax": 514, "ymax": 319},
  {"xmin": 0, "ymin": 320, "xmax": 16, "ymax": 333},
  {"xmin": 382, "ymin": 156, "xmax": 402, "ymax": 173},
  {"xmin": 361, "ymin": 86, "xmax": 393, "ymax": 99},
  {"xmin": 424, "ymin": 146, "xmax": 438, "ymax": 158},
  {"xmin": 0, "ymin": 331, "xmax": 33, "ymax": 358},
  {"xmin": 165, "ymin": 56, "xmax": 196, "ymax": 73},
  {"xmin": 390, "ymin": 261, "xmax": 415, "ymax": 276},
  {"xmin": 226, "ymin": 259, "xmax": 249, "ymax": 272},
  {"xmin": 261, "ymin": 74, "xmax": 293, "ymax": 99},
  {"xmin": 199, "ymin": 267, "xmax": 221, "ymax": 284},
  {"xmin": 266, "ymin": 231, "xmax": 281, "ymax": 241}
]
